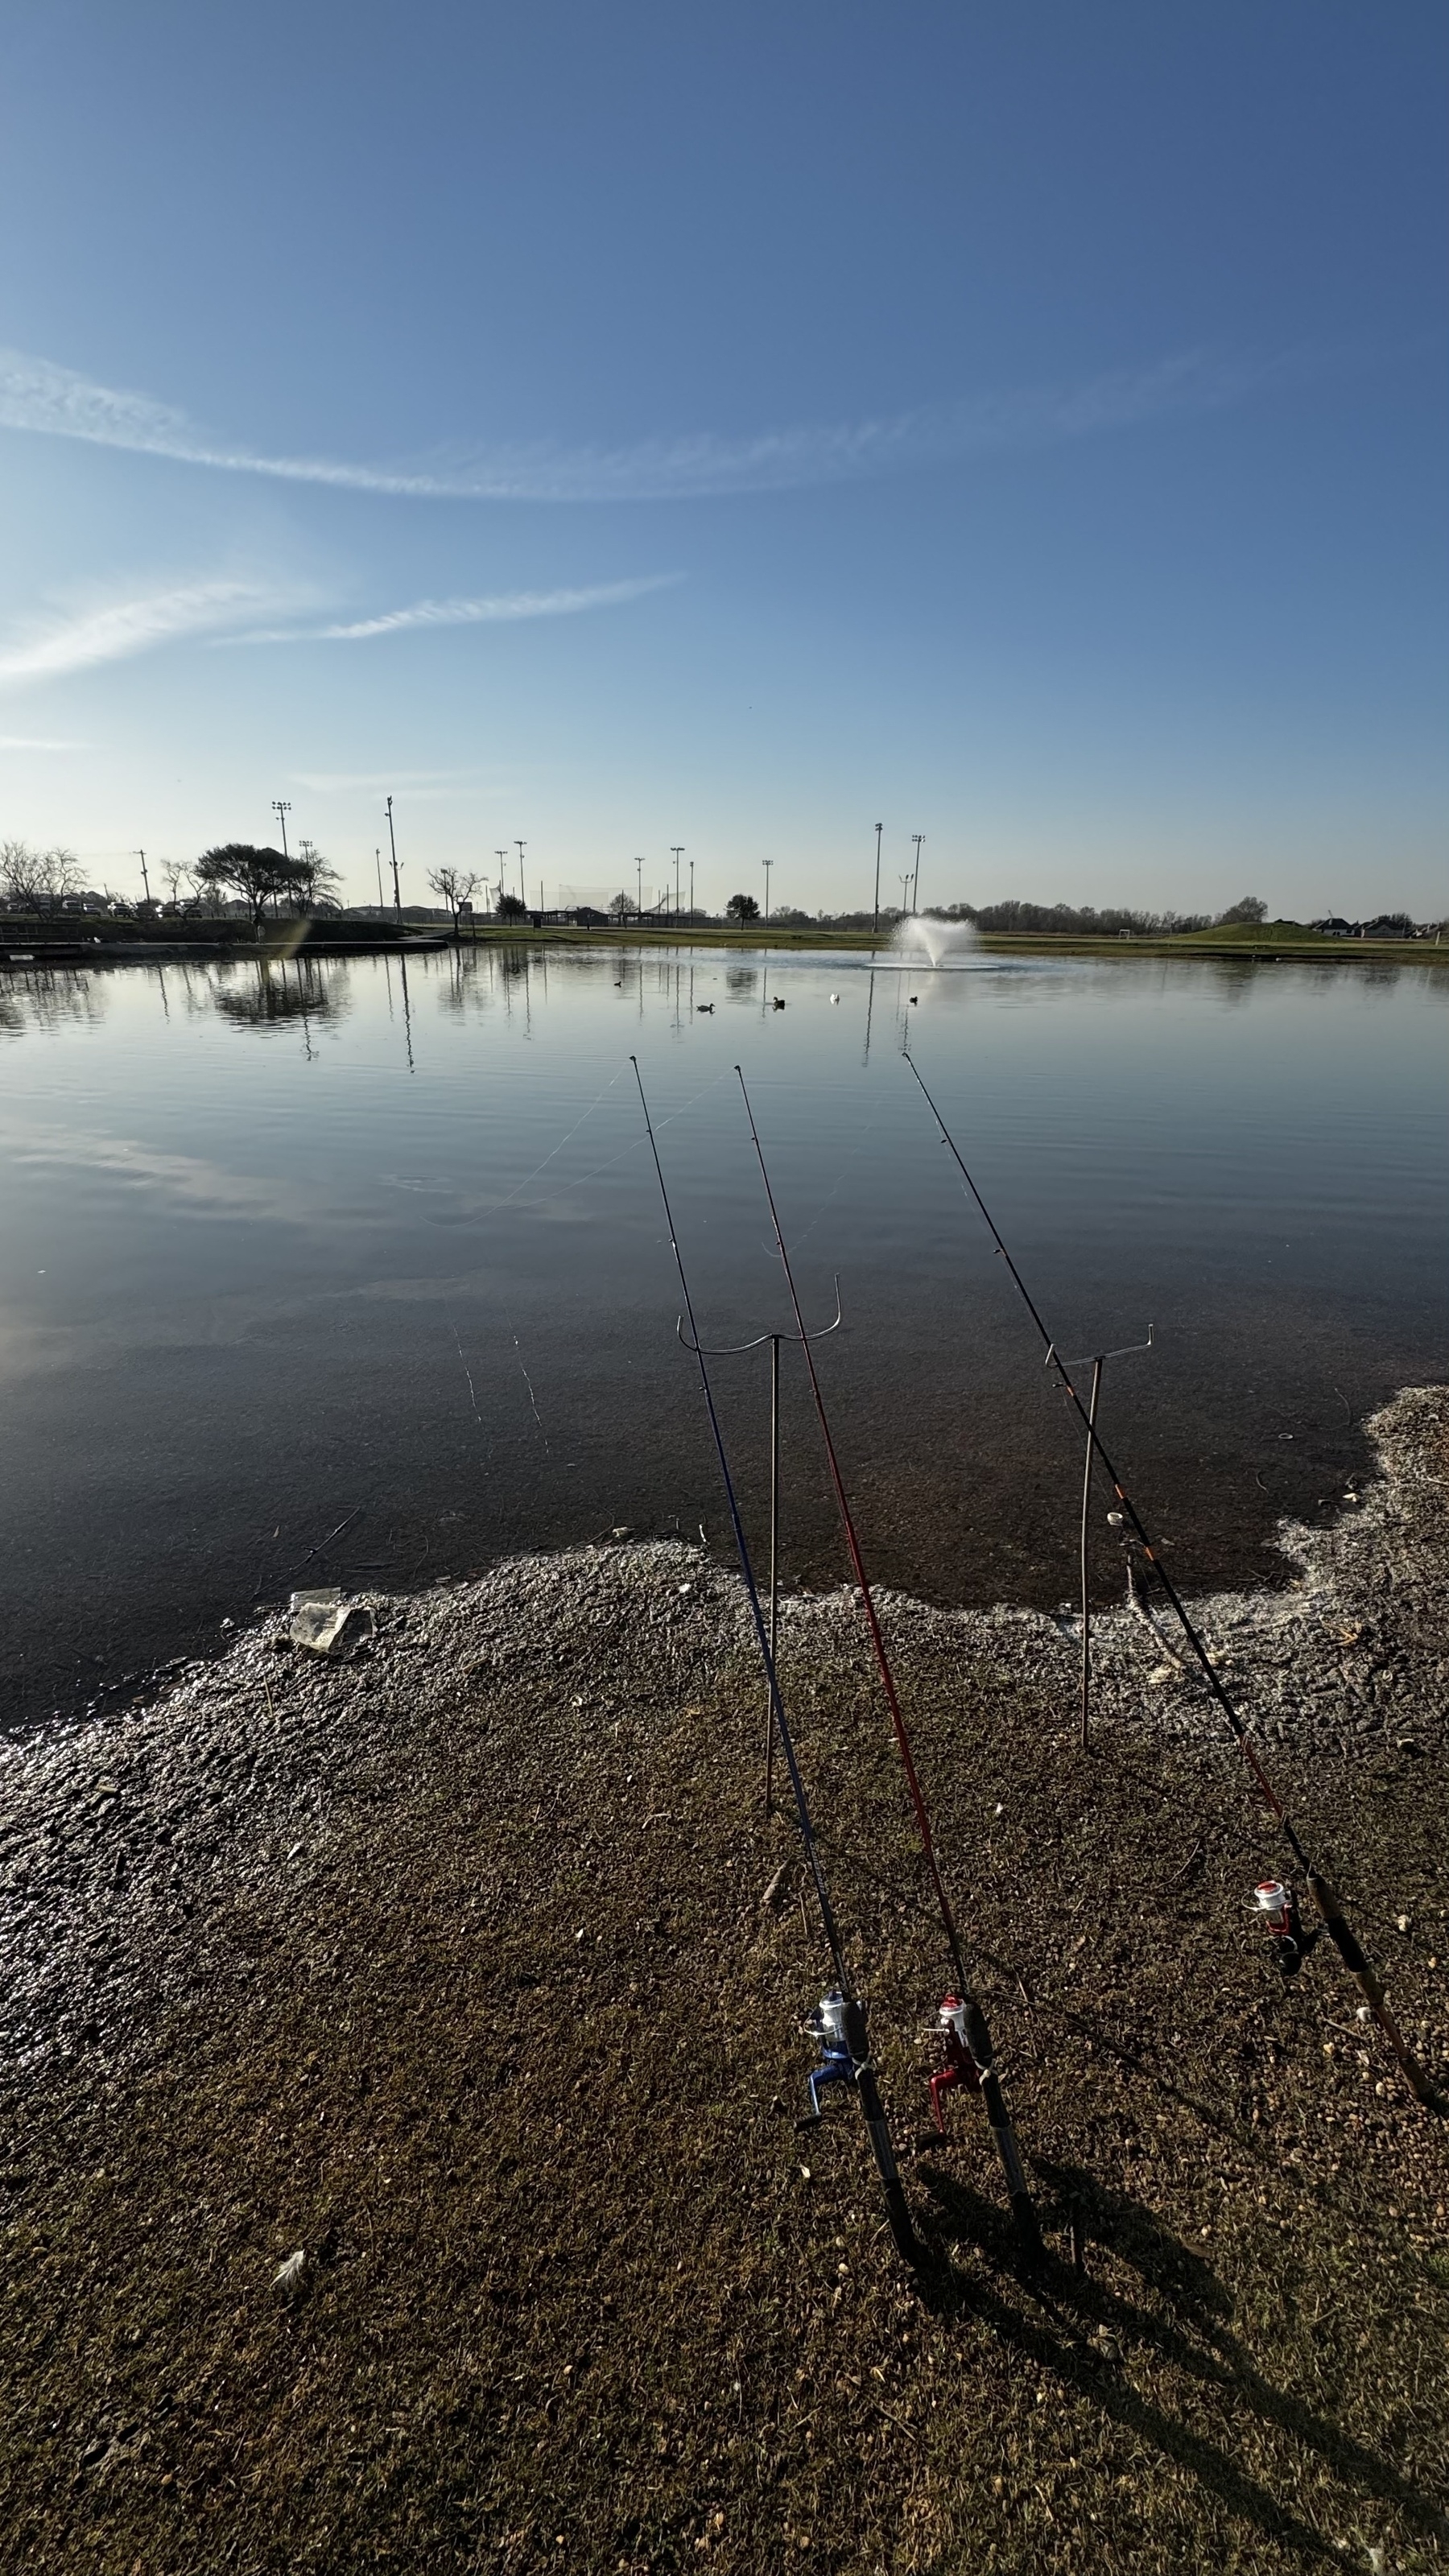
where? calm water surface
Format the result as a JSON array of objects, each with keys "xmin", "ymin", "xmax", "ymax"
[{"xmin": 2, "ymin": 942, "xmax": 1445, "ymax": 1732}]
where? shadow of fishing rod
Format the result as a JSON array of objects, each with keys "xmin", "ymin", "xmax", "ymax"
[{"xmin": 903, "ymin": 1044, "xmax": 1439, "ymax": 2114}]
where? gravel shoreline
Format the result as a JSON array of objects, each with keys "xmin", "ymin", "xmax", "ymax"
[{"xmin": 2, "ymin": 1388, "xmax": 1446, "ymax": 2571}]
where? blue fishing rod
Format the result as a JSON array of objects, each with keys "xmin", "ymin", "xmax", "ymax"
[{"xmin": 631, "ymin": 1059, "xmax": 924, "ymax": 2270}]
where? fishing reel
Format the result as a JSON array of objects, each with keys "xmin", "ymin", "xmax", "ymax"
[
  {"xmin": 927, "ymin": 1992, "xmax": 985, "ymax": 2134},
  {"xmin": 1253, "ymin": 1879, "xmax": 1320, "ymax": 1979},
  {"xmin": 799, "ymin": 1990, "xmax": 865, "ymax": 2128}
]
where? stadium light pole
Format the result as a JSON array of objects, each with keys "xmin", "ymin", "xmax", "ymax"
[
  {"xmin": 762, "ymin": 858, "xmax": 773, "ymax": 925},
  {"xmin": 635, "ymin": 855, "xmax": 644, "ymax": 919},
  {"xmin": 515, "ymin": 840, "xmax": 527, "ymax": 906},
  {"xmin": 873, "ymin": 822, "xmax": 882, "ymax": 936},
  {"xmin": 688, "ymin": 854, "xmax": 696, "ymax": 919},
  {"xmin": 671, "ymin": 845, "xmax": 684, "ymax": 920},
  {"xmin": 272, "ymin": 800, "xmax": 291, "ymax": 859},
  {"xmin": 911, "ymin": 832, "xmax": 924, "ymax": 914},
  {"xmin": 386, "ymin": 795, "xmax": 402, "ymax": 923}
]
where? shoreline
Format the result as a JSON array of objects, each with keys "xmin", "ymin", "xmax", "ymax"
[{"xmin": 2, "ymin": 1389, "xmax": 1447, "ymax": 2566}]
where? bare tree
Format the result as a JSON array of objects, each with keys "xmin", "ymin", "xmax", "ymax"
[
  {"xmin": 427, "ymin": 865, "xmax": 480, "ymax": 939},
  {"xmin": 294, "ymin": 840, "xmax": 343, "ymax": 914},
  {"xmin": 0, "ymin": 840, "xmax": 82, "ymax": 914},
  {"xmin": 608, "ymin": 890, "xmax": 634, "ymax": 919},
  {"xmin": 160, "ymin": 860, "xmax": 192, "ymax": 911}
]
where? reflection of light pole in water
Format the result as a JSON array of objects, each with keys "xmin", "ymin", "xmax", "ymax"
[
  {"xmin": 398, "ymin": 951, "xmax": 415, "ymax": 1073},
  {"xmin": 386, "ymin": 796, "xmax": 402, "ymax": 923},
  {"xmin": 910, "ymin": 832, "xmax": 924, "ymax": 914},
  {"xmin": 863, "ymin": 967, "xmax": 877, "ymax": 1065},
  {"xmin": 873, "ymin": 821, "xmax": 882, "ymax": 938}
]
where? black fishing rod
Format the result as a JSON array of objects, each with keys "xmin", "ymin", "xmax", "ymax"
[
  {"xmin": 735, "ymin": 1067, "xmax": 1042, "ymax": 2254},
  {"xmin": 904, "ymin": 1046, "xmax": 1435, "ymax": 2111},
  {"xmin": 630, "ymin": 1059, "xmax": 924, "ymax": 2268}
]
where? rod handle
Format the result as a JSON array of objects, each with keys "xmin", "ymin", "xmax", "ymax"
[{"xmin": 1308, "ymin": 1874, "xmax": 1440, "ymax": 2111}]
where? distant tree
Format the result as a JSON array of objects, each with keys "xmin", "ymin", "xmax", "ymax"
[
  {"xmin": 428, "ymin": 865, "xmax": 480, "ymax": 937},
  {"xmin": 608, "ymin": 890, "xmax": 634, "ymax": 919},
  {"xmin": 494, "ymin": 889, "xmax": 530, "ymax": 922},
  {"xmin": 160, "ymin": 860, "xmax": 192, "ymax": 910},
  {"xmin": 770, "ymin": 906, "xmax": 811, "ymax": 927},
  {"xmin": 0, "ymin": 839, "xmax": 81, "ymax": 914},
  {"xmin": 725, "ymin": 891, "xmax": 760, "ymax": 923},
  {"xmin": 193, "ymin": 844, "xmax": 308, "ymax": 937},
  {"xmin": 1216, "ymin": 894, "xmax": 1269, "ymax": 926}
]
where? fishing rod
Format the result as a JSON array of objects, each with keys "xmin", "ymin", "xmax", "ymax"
[
  {"xmin": 630, "ymin": 1059, "xmax": 924, "ymax": 2269},
  {"xmin": 903, "ymin": 1046, "xmax": 1436, "ymax": 2111},
  {"xmin": 735, "ymin": 1066, "xmax": 1042, "ymax": 2255}
]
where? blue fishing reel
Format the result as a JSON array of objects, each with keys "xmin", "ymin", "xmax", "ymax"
[{"xmin": 799, "ymin": 1989, "xmax": 863, "ymax": 2128}]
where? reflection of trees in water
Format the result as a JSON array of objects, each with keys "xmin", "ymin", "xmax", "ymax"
[
  {"xmin": 437, "ymin": 947, "xmax": 494, "ymax": 1015},
  {"xmin": 724, "ymin": 965, "xmax": 758, "ymax": 997},
  {"xmin": 213, "ymin": 957, "xmax": 350, "ymax": 1042},
  {"xmin": 0, "ymin": 966, "xmax": 111, "ymax": 1038}
]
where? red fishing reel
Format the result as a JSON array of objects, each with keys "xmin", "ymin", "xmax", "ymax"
[
  {"xmin": 1253, "ymin": 1879, "xmax": 1319, "ymax": 1979},
  {"xmin": 928, "ymin": 1992, "xmax": 982, "ymax": 2133}
]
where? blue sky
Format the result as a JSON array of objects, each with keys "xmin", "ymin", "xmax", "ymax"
[{"xmin": 0, "ymin": 2, "xmax": 1444, "ymax": 917}]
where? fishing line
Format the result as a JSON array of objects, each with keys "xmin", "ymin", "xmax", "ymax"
[
  {"xmin": 903, "ymin": 1046, "xmax": 1436, "ymax": 2110},
  {"xmin": 735, "ymin": 1065, "xmax": 1042, "ymax": 2252},
  {"xmin": 631, "ymin": 1056, "xmax": 923, "ymax": 2271}
]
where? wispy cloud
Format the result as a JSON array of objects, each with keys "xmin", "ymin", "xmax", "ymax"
[
  {"xmin": 0, "ymin": 566, "xmax": 673, "ymax": 690},
  {"xmin": 0, "ymin": 578, "xmax": 287, "ymax": 686},
  {"xmin": 0, "ymin": 341, "xmax": 1319, "ymax": 505},
  {"xmin": 293, "ymin": 767, "xmax": 479, "ymax": 794},
  {"xmin": 0, "ymin": 733, "xmax": 87, "ymax": 749},
  {"xmin": 233, "ymin": 574, "xmax": 679, "ymax": 645}
]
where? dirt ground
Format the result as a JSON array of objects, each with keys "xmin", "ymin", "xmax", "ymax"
[{"xmin": 2, "ymin": 1391, "xmax": 1447, "ymax": 2574}]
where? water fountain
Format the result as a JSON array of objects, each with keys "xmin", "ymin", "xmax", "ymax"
[{"xmin": 890, "ymin": 914, "xmax": 978, "ymax": 968}]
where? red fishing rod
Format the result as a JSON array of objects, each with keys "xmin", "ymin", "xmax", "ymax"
[
  {"xmin": 735, "ymin": 1067, "xmax": 1042, "ymax": 2255},
  {"xmin": 904, "ymin": 1046, "xmax": 1436, "ymax": 2112}
]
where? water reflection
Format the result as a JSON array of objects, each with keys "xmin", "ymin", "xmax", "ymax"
[
  {"xmin": 0, "ymin": 942, "xmax": 1445, "ymax": 1732},
  {"xmin": 212, "ymin": 956, "xmax": 350, "ymax": 1046}
]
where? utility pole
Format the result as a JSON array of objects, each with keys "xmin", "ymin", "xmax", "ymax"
[
  {"xmin": 873, "ymin": 822, "xmax": 882, "ymax": 936},
  {"xmin": 762, "ymin": 857, "xmax": 773, "ymax": 925},
  {"xmin": 272, "ymin": 800, "xmax": 291, "ymax": 859},
  {"xmin": 386, "ymin": 795, "xmax": 402, "ymax": 923},
  {"xmin": 515, "ymin": 840, "xmax": 526, "ymax": 906},
  {"xmin": 910, "ymin": 832, "xmax": 924, "ymax": 914},
  {"xmin": 671, "ymin": 845, "xmax": 684, "ymax": 919},
  {"xmin": 133, "ymin": 849, "xmax": 151, "ymax": 905}
]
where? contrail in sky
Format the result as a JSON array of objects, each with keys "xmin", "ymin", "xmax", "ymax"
[{"xmin": 0, "ymin": 341, "xmax": 1326, "ymax": 503}]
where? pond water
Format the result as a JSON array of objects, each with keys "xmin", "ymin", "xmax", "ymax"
[{"xmin": 2, "ymin": 940, "xmax": 1445, "ymax": 1733}]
